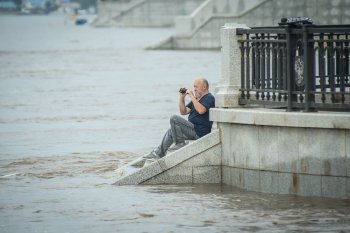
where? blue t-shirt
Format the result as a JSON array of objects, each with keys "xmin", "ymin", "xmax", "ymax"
[{"xmin": 186, "ymin": 93, "xmax": 215, "ymax": 138}]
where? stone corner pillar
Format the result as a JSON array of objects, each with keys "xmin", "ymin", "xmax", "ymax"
[{"xmin": 215, "ymin": 23, "xmax": 250, "ymax": 108}]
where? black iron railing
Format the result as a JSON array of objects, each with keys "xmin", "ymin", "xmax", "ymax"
[{"xmin": 237, "ymin": 21, "xmax": 350, "ymax": 111}]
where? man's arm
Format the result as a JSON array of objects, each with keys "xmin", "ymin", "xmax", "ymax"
[{"xmin": 179, "ymin": 93, "xmax": 191, "ymax": 115}]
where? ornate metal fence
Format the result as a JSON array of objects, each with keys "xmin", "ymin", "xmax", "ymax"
[{"xmin": 237, "ymin": 22, "xmax": 350, "ymax": 111}]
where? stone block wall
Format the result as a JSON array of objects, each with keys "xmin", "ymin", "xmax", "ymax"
[
  {"xmin": 95, "ymin": 0, "xmax": 204, "ymax": 27},
  {"xmin": 153, "ymin": 0, "xmax": 350, "ymax": 49},
  {"xmin": 164, "ymin": 16, "xmax": 231, "ymax": 50},
  {"xmin": 174, "ymin": 0, "xmax": 266, "ymax": 36},
  {"xmin": 211, "ymin": 108, "xmax": 350, "ymax": 199},
  {"xmin": 244, "ymin": 0, "xmax": 350, "ymax": 26}
]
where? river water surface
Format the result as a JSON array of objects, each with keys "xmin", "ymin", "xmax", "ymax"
[{"xmin": 0, "ymin": 15, "xmax": 350, "ymax": 233}]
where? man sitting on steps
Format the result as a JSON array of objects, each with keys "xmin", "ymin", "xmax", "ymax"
[{"xmin": 143, "ymin": 78, "xmax": 215, "ymax": 160}]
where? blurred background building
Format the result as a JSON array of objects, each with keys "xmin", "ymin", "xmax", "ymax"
[
  {"xmin": 1, "ymin": 0, "xmax": 350, "ymax": 49},
  {"xmin": 93, "ymin": 0, "xmax": 350, "ymax": 49},
  {"xmin": 0, "ymin": 0, "xmax": 97, "ymax": 14}
]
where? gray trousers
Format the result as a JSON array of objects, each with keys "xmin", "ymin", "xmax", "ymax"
[{"xmin": 155, "ymin": 115, "xmax": 198, "ymax": 157}]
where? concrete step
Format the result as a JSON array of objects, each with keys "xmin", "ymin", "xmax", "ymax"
[{"xmin": 112, "ymin": 129, "xmax": 221, "ymax": 185}]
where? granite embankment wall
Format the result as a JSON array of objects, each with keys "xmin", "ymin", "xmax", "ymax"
[
  {"xmin": 210, "ymin": 109, "xmax": 350, "ymax": 199},
  {"xmin": 94, "ymin": 0, "xmax": 204, "ymax": 27},
  {"xmin": 154, "ymin": 0, "xmax": 350, "ymax": 49}
]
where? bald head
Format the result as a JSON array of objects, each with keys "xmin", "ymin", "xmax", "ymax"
[
  {"xmin": 195, "ymin": 78, "xmax": 209, "ymax": 90},
  {"xmin": 193, "ymin": 78, "xmax": 209, "ymax": 99}
]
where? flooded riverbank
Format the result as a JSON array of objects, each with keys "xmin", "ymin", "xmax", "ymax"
[{"xmin": 0, "ymin": 15, "xmax": 349, "ymax": 233}]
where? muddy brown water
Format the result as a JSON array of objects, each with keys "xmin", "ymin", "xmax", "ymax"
[{"xmin": 0, "ymin": 15, "xmax": 349, "ymax": 233}]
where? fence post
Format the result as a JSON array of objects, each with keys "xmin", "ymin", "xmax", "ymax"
[
  {"xmin": 303, "ymin": 24, "xmax": 316, "ymax": 111},
  {"xmin": 215, "ymin": 23, "xmax": 250, "ymax": 108},
  {"xmin": 285, "ymin": 25, "xmax": 298, "ymax": 111}
]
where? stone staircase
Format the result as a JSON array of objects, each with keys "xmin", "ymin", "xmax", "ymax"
[{"xmin": 112, "ymin": 129, "xmax": 221, "ymax": 185}]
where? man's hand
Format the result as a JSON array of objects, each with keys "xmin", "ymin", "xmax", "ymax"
[
  {"xmin": 179, "ymin": 88, "xmax": 190, "ymax": 115},
  {"xmin": 179, "ymin": 91, "xmax": 186, "ymax": 98},
  {"xmin": 186, "ymin": 89, "xmax": 195, "ymax": 99}
]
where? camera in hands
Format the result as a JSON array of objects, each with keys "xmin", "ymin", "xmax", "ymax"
[{"xmin": 179, "ymin": 88, "xmax": 187, "ymax": 94}]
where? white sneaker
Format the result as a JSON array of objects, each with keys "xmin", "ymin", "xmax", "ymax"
[
  {"xmin": 142, "ymin": 150, "xmax": 160, "ymax": 160},
  {"xmin": 168, "ymin": 142, "xmax": 187, "ymax": 152}
]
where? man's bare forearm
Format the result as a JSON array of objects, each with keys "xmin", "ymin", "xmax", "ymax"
[
  {"xmin": 186, "ymin": 89, "xmax": 206, "ymax": 115},
  {"xmin": 179, "ymin": 94, "xmax": 187, "ymax": 115},
  {"xmin": 189, "ymin": 95, "xmax": 206, "ymax": 114}
]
